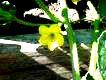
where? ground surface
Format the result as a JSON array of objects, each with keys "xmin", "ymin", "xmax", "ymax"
[{"xmin": 0, "ymin": 32, "xmax": 91, "ymax": 80}]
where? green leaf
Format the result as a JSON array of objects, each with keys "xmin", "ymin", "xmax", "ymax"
[{"xmin": 98, "ymin": 30, "xmax": 106, "ymax": 80}]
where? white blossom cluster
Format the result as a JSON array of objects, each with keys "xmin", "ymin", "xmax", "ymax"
[
  {"xmin": 85, "ymin": 1, "xmax": 99, "ymax": 21},
  {"xmin": 24, "ymin": 2, "xmax": 79, "ymax": 22},
  {"xmin": 24, "ymin": 1, "xmax": 99, "ymax": 23},
  {"xmin": 48, "ymin": 2, "xmax": 79, "ymax": 22}
]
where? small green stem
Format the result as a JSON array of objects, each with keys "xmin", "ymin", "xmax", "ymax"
[
  {"xmin": 13, "ymin": 16, "xmax": 51, "ymax": 27},
  {"xmin": 66, "ymin": 24, "xmax": 80, "ymax": 80}
]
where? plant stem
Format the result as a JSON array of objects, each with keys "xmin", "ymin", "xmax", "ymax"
[
  {"xmin": 89, "ymin": 19, "xmax": 100, "ymax": 76},
  {"xmin": 13, "ymin": 16, "xmax": 51, "ymax": 27},
  {"xmin": 34, "ymin": 0, "xmax": 60, "ymax": 23},
  {"xmin": 89, "ymin": 42, "xmax": 98, "ymax": 75},
  {"xmin": 66, "ymin": 24, "xmax": 80, "ymax": 80}
]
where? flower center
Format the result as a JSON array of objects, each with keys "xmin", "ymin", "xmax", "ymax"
[{"xmin": 50, "ymin": 33, "xmax": 55, "ymax": 38}]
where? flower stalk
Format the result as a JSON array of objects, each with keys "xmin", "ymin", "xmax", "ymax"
[
  {"xmin": 87, "ymin": 1, "xmax": 100, "ymax": 77},
  {"xmin": 62, "ymin": 6, "xmax": 80, "ymax": 80},
  {"xmin": 34, "ymin": 0, "xmax": 60, "ymax": 23},
  {"xmin": 89, "ymin": 19, "xmax": 100, "ymax": 76},
  {"xmin": 66, "ymin": 23, "xmax": 80, "ymax": 80}
]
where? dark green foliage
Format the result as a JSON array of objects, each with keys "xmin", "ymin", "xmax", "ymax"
[
  {"xmin": 86, "ymin": 73, "xmax": 94, "ymax": 80},
  {"xmin": 0, "ymin": 8, "xmax": 13, "ymax": 20},
  {"xmin": 0, "ymin": 3, "xmax": 16, "ymax": 25},
  {"xmin": 98, "ymin": 31, "xmax": 106, "ymax": 80},
  {"xmin": 98, "ymin": 0, "xmax": 106, "ymax": 16}
]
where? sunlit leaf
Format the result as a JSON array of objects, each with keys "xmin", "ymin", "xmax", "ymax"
[{"xmin": 98, "ymin": 30, "xmax": 106, "ymax": 80}]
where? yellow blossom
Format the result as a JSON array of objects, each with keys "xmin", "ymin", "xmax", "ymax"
[
  {"xmin": 72, "ymin": 0, "xmax": 80, "ymax": 5},
  {"xmin": 39, "ymin": 24, "xmax": 64, "ymax": 51}
]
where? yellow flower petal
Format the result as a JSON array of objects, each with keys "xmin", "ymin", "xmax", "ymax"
[
  {"xmin": 48, "ymin": 41, "xmax": 58, "ymax": 51},
  {"xmin": 39, "ymin": 35, "xmax": 49, "ymax": 45},
  {"xmin": 39, "ymin": 25, "xmax": 49, "ymax": 35},
  {"xmin": 49, "ymin": 24, "xmax": 61, "ymax": 33},
  {"xmin": 48, "ymin": 34, "xmax": 64, "ymax": 51},
  {"xmin": 56, "ymin": 34, "xmax": 64, "ymax": 46},
  {"xmin": 72, "ymin": 0, "xmax": 80, "ymax": 5}
]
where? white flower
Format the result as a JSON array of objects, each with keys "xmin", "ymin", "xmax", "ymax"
[
  {"xmin": 85, "ymin": 1, "xmax": 99, "ymax": 21},
  {"xmin": 48, "ymin": 3, "xmax": 65, "ymax": 21},
  {"xmin": 24, "ymin": 8, "xmax": 49, "ymax": 19},
  {"xmin": 24, "ymin": 1, "xmax": 79, "ymax": 22},
  {"xmin": 68, "ymin": 9, "xmax": 79, "ymax": 22},
  {"xmin": 49, "ymin": 3, "xmax": 79, "ymax": 22},
  {"xmin": 2, "ymin": 1, "xmax": 10, "ymax": 5}
]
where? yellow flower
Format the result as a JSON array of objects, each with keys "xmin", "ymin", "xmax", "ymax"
[
  {"xmin": 39, "ymin": 24, "xmax": 64, "ymax": 51},
  {"xmin": 72, "ymin": 0, "xmax": 80, "ymax": 5}
]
